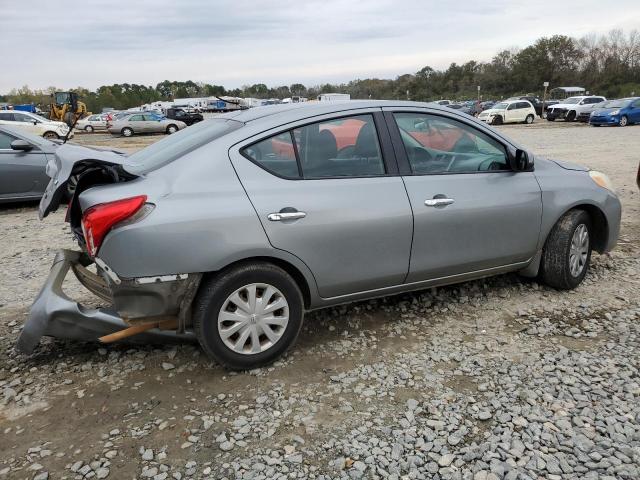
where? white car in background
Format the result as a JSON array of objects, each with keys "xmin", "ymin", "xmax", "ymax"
[
  {"xmin": 75, "ymin": 114, "xmax": 107, "ymax": 132},
  {"xmin": 477, "ymin": 100, "xmax": 536, "ymax": 125},
  {"xmin": 546, "ymin": 96, "xmax": 606, "ymax": 122},
  {"xmin": 0, "ymin": 110, "xmax": 73, "ymax": 140}
]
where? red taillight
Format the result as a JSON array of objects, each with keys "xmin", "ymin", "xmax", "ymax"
[{"xmin": 81, "ymin": 195, "xmax": 147, "ymax": 257}]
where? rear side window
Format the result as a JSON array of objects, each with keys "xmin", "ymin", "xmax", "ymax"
[
  {"xmin": 243, "ymin": 132, "xmax": 300, "ymax": 179},
  {"xmin": 242, "ymin": 114, "xmax": 386, "ymax": 179},
  {"xmin": 129, "ymin": 115, "xmax": 144, "ymax": 121},
  {"xmin": 0, "ymin": 112, "xmax": 14, "ymax": 121}
]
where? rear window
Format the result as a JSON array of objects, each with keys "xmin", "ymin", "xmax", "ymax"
[{"xmin": 125, "ymin": 119, "xmax": 243, "ymax": 174}]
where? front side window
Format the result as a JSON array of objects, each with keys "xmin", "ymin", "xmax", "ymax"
[
  {"xmin": 14, "ymin": 113, "xmax": 31, "ymax": 122},
  {"xmin": 394, "ymin": 112, "xmax": 509, "ymax": 174},
  {"xmin": 0, "ymin": 112, "xmax": 14, "ymax": 121},
  {"xmin": 0, "ymin": 131, "xmax": 16, "ymax": 149},
  {"xmin": 242, "ymin": 114, "xmax": 386, "ymax": 179}
]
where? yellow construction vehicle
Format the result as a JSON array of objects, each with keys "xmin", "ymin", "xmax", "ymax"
[{"xmin": 49, "ymin": 91, "xmax": 89, "ymax": 126}]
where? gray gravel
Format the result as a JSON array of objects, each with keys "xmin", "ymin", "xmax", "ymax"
[{"xmin": 0, "ymin": 122, "xmax": 639, "ymax": 479}]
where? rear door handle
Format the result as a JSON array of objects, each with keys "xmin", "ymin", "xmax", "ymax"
[
  {"xmin": 267, "ymin": 211, "xmax": 307, "ymax": 221},
  {"xmin": 424, "ymin": 198, "xmax": 455, "ymax": 207}
]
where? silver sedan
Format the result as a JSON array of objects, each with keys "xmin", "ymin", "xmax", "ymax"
[
  {"xmin": 107, "ymin": 112, "xmax": 187, "ymax": 137},
  {"xmin": 21, "ymin": 101, "xmax": 621, "ymax": 369}
]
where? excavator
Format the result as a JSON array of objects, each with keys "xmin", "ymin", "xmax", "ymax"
[{"xmin": 49, "ymin": 91, "xmax": 89, "ymax": 126}]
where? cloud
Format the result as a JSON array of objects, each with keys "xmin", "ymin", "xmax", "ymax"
[{"xmin": 1, "ymin": 0, "xmax": 639, "ymax": 92}]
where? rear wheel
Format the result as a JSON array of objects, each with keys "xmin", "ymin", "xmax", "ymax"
[
  {"xmin": 85, "ymin": 125, "xmax": 94, "ymax": 133},
  {"xmin": 194, "ymin": 262, "xmax": 304, "ymax": 370},
  {"xmin": 619, "ymin": 115, "xmax": 628, "ymax": 127},
  {"xmin": 524, "ymin": 114, "xmax": 534, "ymax": 124},
  {"xmin": 42, "ymin": 131, "xmax": 59, "ymax": 140},
  {"xmin": 121, "ymin": 127, "xmax": 133, "ymax": 137},
  {"xmin": 540, "ymin": 209, "xmax": 592, "ymax": 290},
  {"xmin": 547, "ymin": 117, "xmax": 555, "ymax": 122},
  {"xmin": 166, "ymin": 124, "xmax": 178, "ymax": 134}
]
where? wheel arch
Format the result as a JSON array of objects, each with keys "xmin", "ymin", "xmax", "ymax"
[
  {"xmin": 544, "ymin": 204, "xmax": 609, "ymax": 254},
  {"xmin": 199, "ymin": 255, "xmax": 315, "ymax": 310}
]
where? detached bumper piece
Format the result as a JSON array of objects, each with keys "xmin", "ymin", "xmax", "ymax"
[{"xmin": 16, "ymin": 250, "xmax": 195, "ymax": 355}]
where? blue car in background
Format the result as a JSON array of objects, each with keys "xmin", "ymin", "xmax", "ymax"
[{"xmin": 589, "ymin": 97, "xmax": 640, "ymax": 126}]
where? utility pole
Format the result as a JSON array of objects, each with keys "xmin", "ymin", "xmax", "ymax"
[
  {"xmin": 542, "ymin": 82, "xmax": 549, "ymax": 118},
  {"xmin": 477, "ymin": 85, "xmax": 481, "ymax": 101}
]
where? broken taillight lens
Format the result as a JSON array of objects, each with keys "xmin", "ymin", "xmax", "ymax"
[{"xmin": 81, "ymin": 195, "xmax": 148, "ymax": 257}]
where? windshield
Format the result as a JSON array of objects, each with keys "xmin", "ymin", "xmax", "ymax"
[
  {"xmin": 561, "ymin": 97, "xmax": 582, "ymax": 104},
  {"xmin": 599, "ymin": 99, "xmax": 629, "ymax": 108},
  {"xmin": 491, "ymin": 102, "xmax": 508, "ymax": 110},
  {"xmin": 126, "ymin": 119, "xmax": 243, "ymax": 174}
]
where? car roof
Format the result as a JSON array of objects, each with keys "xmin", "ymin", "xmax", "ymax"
[{"xmin": 217, "ymin": 100, "xmax": 464, "ymax": 124}]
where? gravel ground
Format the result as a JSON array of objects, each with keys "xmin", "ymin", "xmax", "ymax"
[{"xmin": 0, "ymin": 122, "xmax": 639, "ymax": 480}]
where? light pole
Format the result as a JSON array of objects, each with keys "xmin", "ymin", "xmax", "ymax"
[
  {"xmin": 477, "ymin": 85, "xmax": 481, "ymax": 102},
  {"xmin": 542, "ymin": 82, "xmax": 549, "ymax": 118}
]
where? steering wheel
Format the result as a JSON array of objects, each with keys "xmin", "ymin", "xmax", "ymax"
[
  {"xmin": 408, "ymin": 146, "xmax": 433, "ymax": 163},
  {"xmin": 477, "ymin": 158, "xmax": 504, "ymax": 171}
]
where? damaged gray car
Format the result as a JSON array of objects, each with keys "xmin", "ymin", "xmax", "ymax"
[{"xmin": 18, "ymin": 101, "xmax": 621, "ymax": 369}]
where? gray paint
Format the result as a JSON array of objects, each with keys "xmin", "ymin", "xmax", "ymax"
[{"xmin": 26, "ymin": 100, "xmax": 622, "ymax": 341}]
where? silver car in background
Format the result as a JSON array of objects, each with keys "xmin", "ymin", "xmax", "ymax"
[
  {"xmin": 0, "ymin": 125, "xmax": 58, "ymax": 203},
  {"xmin": 19, "ymin": 101, "xmax": 621, "ymax": 369},
  {"xmin": 76, "ymin": 114, "xmax": 108, "ymax": 132},
  {"xmin": 107, "ymin": 112, "xmax": 186, "ymax": 137}
]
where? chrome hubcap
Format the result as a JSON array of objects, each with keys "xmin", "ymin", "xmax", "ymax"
[
  {"xmin": 569, "ymin": 224, "xmax": 589, "ymax": 277},
  {"xmin": 218, "ymin": 283, "xmax": 289, "ymax": 355}
]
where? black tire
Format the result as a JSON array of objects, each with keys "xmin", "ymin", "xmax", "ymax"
[
  {"xmin": 491, "ymin": 115, "xmax": 503, "ymax": 125},
  {"xmin": 547, "ymin": 117, "xmax": 555, "ymax": 122},
  {"xmin": 194, "ymin": 262, "xmax": 304, "ymax": 370},
  {"xmin": 166, "ymin": 124, "xmax": 178, "ymax": 134},
  {"xmin": 566, "ymin": 111, "xmax": 576, "ymax": 122},
  {"xmin": 619, "ymin": 115, "xmax": 628, "ymax": 127},
  {"xmin": 85, "ymin": 125, "xmax": 94, "ymax": 133},
  {"xmin": 121, "ymin": 127, "xmax": 133, "ymax": 137},
  {"xmin": 524, "ymin": 114, "xmax": 534, "ymax": 124},
  {"xmin": 540, "ymin": 209, "xmax": 592, "ymax": 290},
  {"xmin": 42, "ymin": 131, "xmax": 59, "ymax": 140}
]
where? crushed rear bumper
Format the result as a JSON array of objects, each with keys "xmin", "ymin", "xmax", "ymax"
[{"xmin": 16, "ymin": 250, "xmax": 195, "ymax": 354}]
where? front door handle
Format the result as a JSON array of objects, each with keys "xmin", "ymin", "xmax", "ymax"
[
  {"xmin": 267, "ymin": 210, "xmax": 307, "ymax": 221},
  {"xmin": 424, "ymin": 198, "xmax": 455, "ymax": 207}
]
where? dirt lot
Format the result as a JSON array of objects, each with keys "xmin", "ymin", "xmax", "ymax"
[{"xmin": 0, "ymin": 122, "xmax": 638, "ymax": 480}]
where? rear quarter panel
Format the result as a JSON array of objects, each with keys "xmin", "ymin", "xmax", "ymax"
[{"xmin": 89, "ymin": 140, "xmax": 278, "ymax": 278}]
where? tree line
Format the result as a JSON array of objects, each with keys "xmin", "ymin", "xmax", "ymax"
[{"xmin": 2, "ymin": 30, "xmax": 639, "ymax": 113}]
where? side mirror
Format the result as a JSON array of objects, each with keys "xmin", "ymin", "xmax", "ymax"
[
  {"xmin": 11, "ymin": 140, "xmax": 34, "ymax": 152},
  {"xmin": 512, "ymin": 149, "xmax": 532, "ymax": 171},
  {"xmin": 33, "ymin": 120, "xmax": 38, "ymax": 125}
]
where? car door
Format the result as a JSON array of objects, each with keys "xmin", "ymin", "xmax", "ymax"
[
  {"xmin": 10, "ymin": 112, "xmax": 42, "ymax": 136},
  {"xmin": 630, "ymin": 99, "xmax": 640, "ymax": 123},
  {"xmin": 127, "ymin": 114, "xmax": 146, "ymax": 133},
  {"xmin": 0, "ymin": 131, "xmax": 49, "ymax": 199},
  {"xmin": 386, "ymin": 110, "xmax": 542, "ymax": 282},
  {"xmin": 229, "ymin": 111, "xmax": 414, "ymax": 298},
  {"xmin": 505, "ymin": 103, "xmax": 518, "ymax": 123}
]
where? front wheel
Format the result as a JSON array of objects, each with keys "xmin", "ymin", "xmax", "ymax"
[
  {"xmin": 166, "ymin": 124, "xmax": 178, "ymax": 134},
  {"xmin": 121, "ymin": 127, "xmax": 134, "ymax": 137},
  {"xmin": 540, "ymin": 209, "xmax": 592, "ymax": 289},
  {"xmin": 525, "ymin": 114, "xmax": 534, "ymax": 124},
  {"xmin": 85, "ymin": 125, "xmax": 94, "ymax": 133},
  {"xmin": 491, "ymin": 115, "xmax": 503, "ymax": 125},
  {"xmin": 619, "ymin": 115, "xmax": 628, "ymax": 127},
  {"xmin": 42, "ymin": 131, "xmax": 59, "ymax": 140},
  {"xmin": 566, "ymin": 111, "xmax": 576, "ymax": 122},
  {"xmin": 194, "ymin": 262, "xmax": 304, "ymax": 370}
]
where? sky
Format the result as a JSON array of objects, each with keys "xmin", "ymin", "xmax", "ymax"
[{"xmin": 2, "ymin": 0, "xmax": 639, "ymax": 93}]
